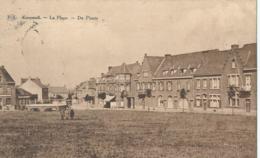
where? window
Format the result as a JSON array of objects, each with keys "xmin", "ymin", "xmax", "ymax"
[
  {"xmin": 177, "ymin": 81, "xmax": 181, "ymax": 90},
  {"xmin": 163, "ymin": 70, "xmax": 169, "ymax": 76},
  {"xmin": 229, "ymin": 96, "xmax": 239, "ymax": 107},
  {"xmin": 210, "ymin": 77, "xmax": 220, "ymax": 89},
  {"xmin": 232, "ymin": 59, "xmax": 236, "ymax": 68},
  {"xmin": 157, "ymin": 95, "xmax": 163, "ymax": 107},
  {"xmin": 183, "ymin": 69, "xmax": 187, "ymax": 73},
  {"xmin": 245, "ymin": 75, "xmax": 251, "ymax": 87},
  {"xmin": 143, "ymin": 72, "xmax": 148, "ymax": 77},
  {"xmin": 228, "ymin": 74, "xmax": 239, "ymax": 87},
  {"xmin": 180, "ymin": 69, "xmax": 185, "ymax": 73},
  {"xmin": 195, "ymin": 95, "xmax": 202, "ymax": 107},
  {"xmin": 186, "ymin": 81, "xmax": 190, "ymax": 90},
  {"xmin": 126, "ymin": 85, "xmax": 130, "ymax": 92},
  {"xmin": 142, "ymin": 83, "xmax": 145, "ymax": 89},
  {"xmin": 152, "ymin": 82, "xmax": 156, "ymax": 91},
  {"xmin": 202, "ymin": 79, "xmax": 207, "ymax": 89},
  {"xmin": 144, "ymin": 83, "xmax": 147, "ymax": 89},
  {"xmin": 209, "ymin": 95, "xmax": 220, "ymax": 108},
  {"xmin": 137, "ymin": 83, "xmax": 140, "ymax": 90},
  {"xmin": 147, "ymin": 83, "xmax": 151, "ymax": 89},
  {"xmin": 167, "ymin": 81, "xmax": 172, "ymax": 91},
  {"xmin": 196, "ymin": 79, "xmax": 200, "ymax": 89},
  {"xmin": 6, "ymin": 98, "xmax": 11, "ymax": 105},
  {"xmin": 170, "ymin": 70, "xmax": 174, "ymax": 75},
  {"xmin": 159, "ymin": 82, "xmax": 164, "ymax": 91},
  {"xmin": 0, "ymin": 76, "xmax": 2, "ymax": 82},
  {"xmin": 125, "ymin": 75, "xmax": 130, "ymax": 81}
]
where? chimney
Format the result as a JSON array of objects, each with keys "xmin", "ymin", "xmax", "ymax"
[
  {"xmin": 231, "ymin": 44, "xmax": 239, "ymax": 50},
  {"xmin": 101, "ymin": 73, "xmax": 104, "ymax": 77},
  {"xmin": 144, "ymin": 53, "xmax": 147, "ymax": 57},
  {"xmin": 108, "ymin": 66, "xmax": 112, "ymax": 71},
  {"xmin": 21, "ymin": 78, "xmax": 27, "ymax": 84}
]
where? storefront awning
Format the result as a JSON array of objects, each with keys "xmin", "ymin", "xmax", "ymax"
[{"xmin": 104, "ymin": 95, "xmax": 115, "ymax": 102}]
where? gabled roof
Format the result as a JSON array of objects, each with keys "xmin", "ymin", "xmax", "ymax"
[
  {"xmin": 21, "ymin": 78, "xmax": 47, "ymax": 88},
  {"xmin": 48, "ymin": 86, "xmax": 68, "ymax": 94},
  {"xmin": 145, "ymin": 56, "xmax": 164, "ymax": 74},
  {"xmin": 76, "ymin": 81, "xmax": 88, "ymax": 90},
  {"xmin": 194, "ymin": 50, "xmax": 228, "ymax": 76},
  {"xmin": 16, "ymin": 88, "xmax": 34, "ymax": 96},
  {"xmin": 106, "ymin": 62, "xmax": 141, "ymax": 76},
  {"xmin": 237, "ymin": 43, "xmax": 257, "ymax": 69},
  {"xmin": 154, "ymin": 43, "xmax": 256, "ymax": 78},
  {"xmin": 0, "ymin": 66, "xmax": 15, "ymax": 83}
]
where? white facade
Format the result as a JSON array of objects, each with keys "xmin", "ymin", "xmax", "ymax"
[{"xmin": 19, "ymin": 80, "xmax": 43, "ymax": 102}]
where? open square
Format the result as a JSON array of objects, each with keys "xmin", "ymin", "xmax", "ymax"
[{"xmin": 0, "ymin": 110, "xmax": 256, "ymax": 158}]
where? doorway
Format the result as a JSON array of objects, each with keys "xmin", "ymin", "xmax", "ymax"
[{"xmin": 246, "ymin": 99, "xmax": 251, "ymax": 112}]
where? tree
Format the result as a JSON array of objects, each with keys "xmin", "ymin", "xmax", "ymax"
[
  {"xmin": 227, "ymin": 85, "xmax": 237, "ymax": 115},
  {"xmin": 138, "ymin": 93, "xmax": 146, "ymax": 99},
  {"xmin": 227, "ymin": 85, "xmax": 236, "ymax": 99},
  {"xmin": 120, "ymin": 90, "xmax": 128, "ymax": 99},
  {"xmin": 84, "ymin": 95, "xmax": 94, "ymax": 102},
  {"xmin": 67, "ymin": 93, "xmax": 73, "ymax": 100},
  {"xmin": 146, "ymin": 89, "xmax": 152, "ymax": 98},
  {"xmin": 56, "ymin": 95, "xmax": 63, "ymax": 100},
  {"xmin": 98, "ymin": 92, "xmax": 106, "ymax": 100}
]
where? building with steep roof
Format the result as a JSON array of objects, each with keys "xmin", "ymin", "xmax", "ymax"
[
  {"xmin": 19, "ymin": 77, "xmax": 49, "ymax": 103},
  {"xmin": 16, "ymin": 88, "xmax": 37, "ymax": 110},
  {"xmin": 137, "ymin": 43, "xmax": 256, "ymax": 114},
  {"xmin": 0, "ymin": 66, "xmax": 16, "ymax": 110},
  {"xmin": 96, "ymin": 61, "xmax": 141, "ymax": 108}
]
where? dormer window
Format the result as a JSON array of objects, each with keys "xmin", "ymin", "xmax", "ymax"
[
  {"xmin": 232, "ymin": 59, "xmax": 236, "ymax": 68},
  {"xmin": 163, "ymin": 70, "xmax": 169, "ymax": 76},
  {"xmin": 190, "ymin": 68, "xmax": 197, "ymax": 73},
  {"xmin": 180, "ymin": 68, "xmax": 186, "ymax": 73}
]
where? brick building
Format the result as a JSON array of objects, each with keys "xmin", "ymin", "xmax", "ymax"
[
  {"xmin": 136, "ymin": 43, "xmax": 256, "ymax": 114},
  {"xmin": 0, "ymin": 66, "xmax": 16, "ymax": 110},
  {"xmin": 96, "ymin": 61, "xmax": 141, "ymax": 108}
]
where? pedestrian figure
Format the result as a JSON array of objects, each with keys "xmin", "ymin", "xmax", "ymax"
[
  {"xmin": 65, "ymin": 106, "xmax": 70, "ymax": 120},
  {"xmin": 60, "ymin": 107, "xmax": 65, "ymax": 120},
  {"xmin": 70, "ymin": 109, "xmax": 75, "ymax": 120}
]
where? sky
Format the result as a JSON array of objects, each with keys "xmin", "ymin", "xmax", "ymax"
[{"xmin": 0, "ymin": 0, "xmax": 256, "ymax": 88}]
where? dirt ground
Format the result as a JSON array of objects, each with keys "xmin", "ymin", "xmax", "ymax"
[{"xmin": 0, "ymin": 110, "xmax": 256, "ymax": 158}]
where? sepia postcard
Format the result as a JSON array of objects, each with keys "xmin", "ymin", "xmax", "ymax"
[{"xmin": 0, "ymin": 0, "xmax": 257, "ymax": 157}]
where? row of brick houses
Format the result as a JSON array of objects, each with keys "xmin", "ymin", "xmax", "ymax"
[{"xmin": 94, "ymin": 43, "xmax": 256, "ymax": 113}]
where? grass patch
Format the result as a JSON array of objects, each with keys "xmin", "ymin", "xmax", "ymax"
[{"xmin": 0, "ymin": 110, "xmax": 256, "ymax": 158}]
